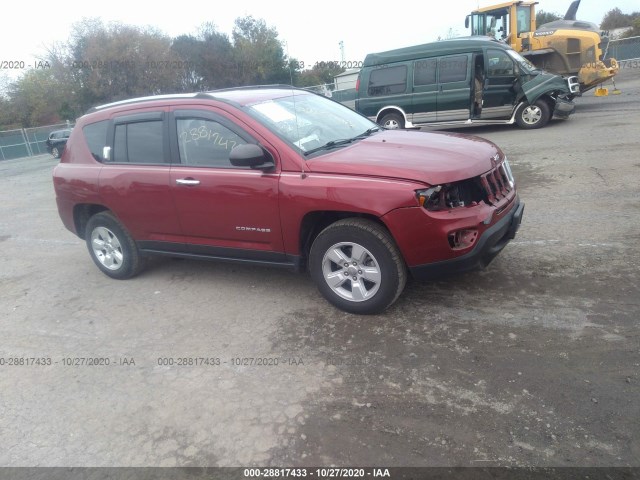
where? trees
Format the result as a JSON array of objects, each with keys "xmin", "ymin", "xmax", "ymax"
[
  {"xmin": 172, "ymin": 23, "xmax": 235, "ymax": 91},
  {"xmin": 601, "ymin": 8, "xmax": 640, "ymax": 30},
  {"xmin": 0, "ymin": 15, "xmax": 325, "ymax": 129},
  {"xmin": 296, "ymin": 63, "xmax": 346, "ymax": 88},
  {"xmin": 65, "ymin": 19, "xmax": 183, "ymax": 110},
  {"xmin": 4, "ymin": 69, "xmax": 64, "ymax": 127},
  {"xmin": 231, "ymin": 16, "xmax": 290, "ymax": 85},
  {"xmin": 536, "ymin": 10, "xmax": 562, "ymax": 26}
]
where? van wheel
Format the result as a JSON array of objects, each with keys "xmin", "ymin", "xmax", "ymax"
[
  {"xmin": 515, "ymin": 100, "xmax": 550, "ymax": 129},
  {"xmin": 51, "ymin": 147, "xmax": 60, "ymax": 158},
  {"xmin": 85, "ymin": 212, "xmax": 143, "ymax": 279},
  {"xmin": 309, "ymin": 218, "xmax": 407, "ymax": 314},
  {"xmin": 379, "ymin": 113, "xmax": 405, "ymax": 129}
]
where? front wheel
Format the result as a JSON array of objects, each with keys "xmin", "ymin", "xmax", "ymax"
[
  {"xmin": 309, "ymin": 219, "xmax": 407, "ymax": 314},
  {"xmin": 85, "ymin": 212, "xmax": 143, "ymax": 279},
  {"xmin": 379, "ymin": 112, "xmax": 405, "ymax": 129},
  {"xmin": 51, "ymin": 147, "xmax": 60, "ymax": 158},
  {"xmin": 515, "ymin": 99, "xmax": 551, "ymax": 129}
]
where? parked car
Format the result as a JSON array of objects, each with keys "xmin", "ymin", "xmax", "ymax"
[
  {"xmin": 53, "ymin": 87, "xmax": 524, "ymax": 314},
  {"xmin": 46, "ymin": 129, "xmax": 72, "ymax": 158},
  {"xmin": 355, "ymin": 37, "xmax": 580, "ymax": 129}
]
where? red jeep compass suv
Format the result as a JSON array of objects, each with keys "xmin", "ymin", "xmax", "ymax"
[{"xmin": 53, "ymin": 87, "xmax": 523, "ymax": 314}]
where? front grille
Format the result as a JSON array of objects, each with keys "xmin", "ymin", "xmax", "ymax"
[
  {"xmin": 423, "ymin": 163, "xmax": 514, "ymax": 210},
  {"xmin": 447, "ymin": 164, "xmax": 513, "ymax": 208},
  {"xmin": 480, "ymin": 164, "xmax": 513, "ymax": 205}
]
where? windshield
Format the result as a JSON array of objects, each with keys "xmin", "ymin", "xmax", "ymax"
[
  {"xmin": 506, "ymin": 49, "xmax": 538, "ymax": 73},
  {"xmin": 246, "ymin": 92, "xmax": 378, "ymax": 156}
]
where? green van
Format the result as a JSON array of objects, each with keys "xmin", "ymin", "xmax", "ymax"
[{"xmin": 356, "ymin": 37, "xmax": 580, "ymax": 129}]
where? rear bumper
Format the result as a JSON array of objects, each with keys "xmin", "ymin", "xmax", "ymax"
[{"xmin": 409, "ymin": 198, "xmax": 524, "ymax": 281}]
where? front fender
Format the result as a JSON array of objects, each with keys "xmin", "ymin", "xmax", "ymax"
[{"xmin": 520, "ymin": 73, "xmax": 570, "ymax": 103}]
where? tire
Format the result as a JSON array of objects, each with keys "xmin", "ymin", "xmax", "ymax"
[
  {"xmin": 379, "ymin": 112, "xmax": 405, "ymax": 129},
  {"xmin": 515, "ymin": 99, "xmax": 551, "ymax": 129},
  {"xmin": 51, "ymin": 147, "xmax": 60, "ymax": 158},
  {"xmin": 85, "ymin": 211, "xmax": 143, "ymax": 279},
  {"xmin": 309, "ymin": 218, "xmax": 407, "ymax": 314}
]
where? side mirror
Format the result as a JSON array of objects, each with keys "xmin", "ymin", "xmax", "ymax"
[
  {"xmin": 465, "ymin": 15, "xmax": 470, "ymax": 29},
  {"xmin": 229, "ymin": 144, "xmax": 274, "ymax": 170}
]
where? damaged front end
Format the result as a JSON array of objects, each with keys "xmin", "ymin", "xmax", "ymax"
[{"xmin": 397, "ymin": 158, "xmax": 524, "ymax": 280}]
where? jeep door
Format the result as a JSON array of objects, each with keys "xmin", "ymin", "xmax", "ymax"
[
  {"xmin": 98, "ymin": 112, "xmax": 184, "ymax": 243},
  {"xmin": 168, "ymin": 108, "xmax": 285, "ymax": 260},
  {"xmin": 481, "ymin": 48, "xmax": 519, "ymax": 119}
]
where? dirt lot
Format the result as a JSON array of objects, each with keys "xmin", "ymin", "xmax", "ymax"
[{"xmin": 0, "ymin": 68, "xmax": 639, "ymax": 468}]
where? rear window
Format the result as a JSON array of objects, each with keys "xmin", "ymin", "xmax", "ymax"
[{"xmin": 368, "ymin": 65, "xmax": 407, "ymax": 96}]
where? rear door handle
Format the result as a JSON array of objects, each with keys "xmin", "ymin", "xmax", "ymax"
[{"xmin": 176, "ymin": 178, "xmax": 200, "ymax": 186}]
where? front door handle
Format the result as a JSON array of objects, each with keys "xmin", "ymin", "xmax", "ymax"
[{"xmin": 176, "ymin": 178, "xmax": 200, "ymax": 186}]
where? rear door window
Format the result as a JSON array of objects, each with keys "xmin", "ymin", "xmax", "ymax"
[
  {"xmin": 113, "ymin": 120, "xmax": 164, "ymax": 164},
  {"xmin": 439, "ymin": 55, "xmax": 469, "ymax": 83},
  {"xmin": 414, "ymin": 58, "xmax": 437, "ymax": 86}
]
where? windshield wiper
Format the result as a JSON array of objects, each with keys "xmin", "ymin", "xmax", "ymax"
[
  {"xmin": 303, "ymin": 127, "xmax": 381, "ymax": 156},
  {"xmin": 356, "ymin": 126, "xmax": 381, "ymax": 138},
  {"xmin": 303, "ymin": 138, "xmax": 356, "ymax": 156}
]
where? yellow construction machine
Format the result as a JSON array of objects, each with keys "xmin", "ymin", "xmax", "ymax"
[{"xmin": 465, "ymin": 0, "xmax": 619, "ymax": 93}]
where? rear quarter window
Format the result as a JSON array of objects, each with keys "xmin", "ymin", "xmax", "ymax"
[{"xmin": 82, "ymin": 121, "xmax": 109, "ymax": 162}]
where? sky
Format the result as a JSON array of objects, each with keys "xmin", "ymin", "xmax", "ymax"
[{"xmin": 1, "ymin": 0, "xmax": 638, "ymax": 81}]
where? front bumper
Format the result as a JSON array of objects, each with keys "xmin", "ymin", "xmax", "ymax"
[
  {"xmin": 409, "ymin": 198, "xmax": 524, "ymax": 281},
  {"xmin": 553, "ymin": 98, "xmax": 575, "ymax": 119}
]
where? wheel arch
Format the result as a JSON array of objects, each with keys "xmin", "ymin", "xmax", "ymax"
[
  {"xmin": 375, "ymin": 106, "xmax": 408, "ymax": 125},
  {"xmin": 298, "ymin": 211, "xmax": 394, "ymax": 271},
  {"xmin": 73, "ymin": 204, "xmax": 110, "ymax": 239}
]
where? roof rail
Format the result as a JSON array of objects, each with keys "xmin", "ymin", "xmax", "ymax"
[
  {"xmin": 86, "ymin": 93, "xmax": 204, "ymax": 114},
  {"xmin": 208, "ymin": 84, "xmax": 299, "ymax": 93},
  {"xmin": 84, "ymin": 85, "xmax": 304, "ymax": 114}
]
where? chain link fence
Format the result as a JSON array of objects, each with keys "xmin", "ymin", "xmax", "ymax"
[
  {"xmin": 0, "ymin": 122, "xmax": 73, "ymax": 161},
  {"xmin": 605, "ymin": 36, "xmax": 640, "ymax": 63}
]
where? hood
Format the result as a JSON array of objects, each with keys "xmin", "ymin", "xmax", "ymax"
[
  {"xmin": 306, "ymin": 130, "xmax": 500, "ymax": 186},
  {"xmin": 521, "ymin": 73, "xmax": 570, "ymax": 103}
]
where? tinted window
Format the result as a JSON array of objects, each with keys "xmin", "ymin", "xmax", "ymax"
[
  {"xmin": 439, "ymin": 55, "xmax": 468, "ymax": 83},
  {"xmin": 83, "ymin": 121, "xmax": 108, "ymax": 162},
  {"xmin": 177, "ymin": 119, "xmax": 247, "ymax": 168},
  {"xmin": 113, "ymin": 121, "xmax": 164, "ymax": 164},
  {"xmin": 368, "ymin": 66, "xmax": 407, "ymax": 96},
  {"xmin": 487, "ymin": 50, "xmax": 515, "ymax": 76},
  {"xmin": 414, "ymin": 58, "xmax": 437, "ymax": 86}
]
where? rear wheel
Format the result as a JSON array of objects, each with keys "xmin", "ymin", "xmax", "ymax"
[
  {"xmin": 309, "ymin": 219, "xmax": 407, "ymax": 314},
  {"xmin": 85, "ymin": 212, "xmax": 143, "ymax": 279},
  {"xmin": 515, "ymin": 99, "xmax": 551, "ymax": 129},
  {"xmin": 379, "ymin": 112, "xmax": 405, "ymax": 129}
]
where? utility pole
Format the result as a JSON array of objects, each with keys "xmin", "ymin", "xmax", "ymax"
[{"xmin": 339, "ymin": 41, "xmax": 345, "ymax": 62}]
